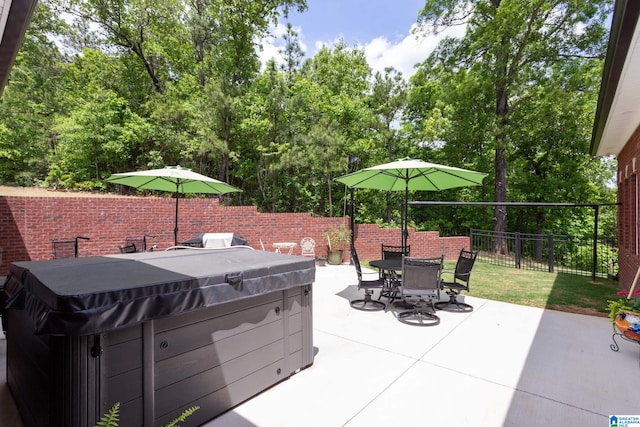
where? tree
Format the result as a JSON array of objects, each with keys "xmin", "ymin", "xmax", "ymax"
[
  {"xmin": 49, "ymin": 90, "xmax": 151, "ymax": 189},
  {"xmin": 368, "ymin": 67, "xmax": 408, "ymax": 224},
  {"xmin": 54, "ymin": 0, "xmax": 190, "ymax": 93},
  {"xmin": 290, "ymin": 42, "xmax": 373, "ymax": 217},
  {"xmin": 0, "ymin": 3, "xmax": 67, "ymax": 185},
  {"xmin": 369, "ymin": 67, "xmax": 407, "ymax": 162},
  {"xmin": 415, "ymin": 0, "xmax": 611, "ymax": 252},
  {"xmin": 183, "ymin": 0, "xmax": 307, "ymax": 183},
  {"xmin": 0, "ymin": 0, "xmax": 617, "ymax": 243},
  {"xmin": 279, "ymin": 22, "xmax": 305, "ymax": 84},
  {"xmin": 509, "ymin": 59, "xmax": 615, "ymax": 229}
]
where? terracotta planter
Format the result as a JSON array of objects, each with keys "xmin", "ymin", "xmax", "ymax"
[{"xmin": 615, "ymin": 310, "xmax": 640, "ymax": 343}]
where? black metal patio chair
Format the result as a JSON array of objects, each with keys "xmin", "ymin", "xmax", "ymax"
[
  {"xmin": 379, "ymin": 244, "xmax": 410, "ymax": 301},
  {"xmin": 350, "ymin": 248, "xmax": 386, "ymax": 311},
  {"xmin": 51, "ymin": 236, "xmax": 90, "ymax": 259},
  {"xmin": 395, "ymin": 255, "xmax": 444, "ymax": 326},
  {"xmin": 435, "ymin": 248, "xmax": 478, "ymax": 312},
  {"xmin": 381, "ymin": 244, "xmax": 410, "ymax": 261},
  {"xmin": 119, "ymin": 243, "xmax": 137, "ymax": 253}
]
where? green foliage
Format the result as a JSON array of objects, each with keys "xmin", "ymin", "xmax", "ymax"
[
  {"xmin": 94, "ymin": 402, "xmax": 119, "ymax": 427},
  {"xmin": 323, "ymin": 224, "xmax": 351, "ymax": 251},
  {"xmin": 556, "ymin": 242, "xmax": 618, "ymax": 274},
  {"xmin": 164, "ymin": 405, "xmax": 200, "ymax": 427},
  {"xmin": 411, "ymin": 0, "xmax": 612, "ymax": 247},
  {"xmin": 0, "ymin": 0, "xmax": 617, "ymax": 243},
  {"xmin": 94, "ymin": 403, "xmax": 199, "ymax": 427},
  {"xmin": 48, "ymin": 90, "xmax": 151, "ymax": 189},
  {"xmin": 607, "ymin": 294, "xmax": 640, "ymax": 330},
  {"xmin": 0, "ymin": 3, "xmax": 64, "ymax": 183}
]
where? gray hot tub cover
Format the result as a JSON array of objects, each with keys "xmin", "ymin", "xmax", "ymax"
[{"xmin": 2, "ymin": 248, "xmax": 315, "ymax": 336}]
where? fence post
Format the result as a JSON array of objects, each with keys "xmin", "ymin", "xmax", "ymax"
[
  {"xmin": 592, "ymin": 205, "xmax": 599, "ymax": 281},
  {"xmin": 515, "ymin": 232, "xmax": 521, "ymax": 269},
  {"xmin": 548, "ymin": 234, "xmax": 554, "ymax": 273},
  {"xmin": 470, "ymin": 228, "xmax": 474, "ymax": 251}
]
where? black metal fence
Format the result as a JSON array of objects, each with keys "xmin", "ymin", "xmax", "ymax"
[{"xmin": 469, "ymin": 229, "xmax": 618, "ymax": 279}]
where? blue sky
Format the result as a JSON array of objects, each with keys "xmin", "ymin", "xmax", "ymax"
[
  {"xmin": 260, "ymin": 0, "xmax": 465, "ymax": 78},
  {"xmin": 285, "ymin": 0, "xmax": 426, "ymax": 48}
]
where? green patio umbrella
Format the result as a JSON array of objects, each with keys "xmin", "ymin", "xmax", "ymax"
[
  {"xmin": 335, "ymin": 158, "xmax": 487, "ymax": 250},
  {"xmin": 106, "ymin": 165, "xmax": 241, "ymax": 246}
]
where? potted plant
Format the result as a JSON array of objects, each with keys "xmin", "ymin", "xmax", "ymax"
[
  {"xmin": 323, "ymin": 224, "xmax": 351, "ymax": 265},
  {"xmin": 607, "ymin": 290, "xmax": 640, "ymax": 343}
]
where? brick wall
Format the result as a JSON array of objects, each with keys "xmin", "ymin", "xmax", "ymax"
[
  {"xmin": 616, "ymin": 122, "xmax": 640, "ymax": 291},
  {"xmin": 0, "ymin": 194, "xmax": 469, "ymax": 275}
]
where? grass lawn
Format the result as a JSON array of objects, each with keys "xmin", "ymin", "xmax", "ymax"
[{"xmin": 423, "ymin": 260, "xmax": 621, "ymax": 317}]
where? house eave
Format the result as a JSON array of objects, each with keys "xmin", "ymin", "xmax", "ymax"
[
  {"xmin": 590, "ymin": 0, "xmax": 640, "ymax": 157},
  {"xmin": 0, "ymin": 0, "xmax": 38, "ymax": 96}
]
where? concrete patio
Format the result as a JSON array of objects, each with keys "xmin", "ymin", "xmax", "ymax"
[{"xmin": 1, "ymin": 263, "xmax": 638, "ymax": 426}]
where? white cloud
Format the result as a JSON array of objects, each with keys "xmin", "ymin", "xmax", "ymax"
[
  {"xmin": 258, "ymin": 22, "xmax": 307, "ymax": 71},
  {"xmin": 259, "ymin": 22, "xmax": 465, "ymax": 79},
  {"xmin": 258, "ymin": 40, "xmax": 283, "ymax": 69},
  {"xmin": 364, "ymin": 24, "xmax": 466, "ymax": 78}
]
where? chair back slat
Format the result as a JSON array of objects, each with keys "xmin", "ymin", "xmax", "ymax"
[
  {"xmin": 300, "ymin": 237, "xmax": 316, "ymax": 257},
  {"xmin": 381, "ymin": 244, "xmax": 410, "ymax": 260},
  {"xmin": 126, "ymin": 238, "xmax": 144, "ymax": 252},
  {"xmin": 453, "ymin": 249, "xmax": 478, "ymax": 285},
  {"xmin": 119, "ymin": 243, "xmax": 137, "ymax": 254},
  {"xmin": 401, "ymin": 256, "xmax": 443, "ymax": 295}
]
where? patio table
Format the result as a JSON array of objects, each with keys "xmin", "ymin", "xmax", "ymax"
[
  {"xmin": 369, "ymin": 258, "xmax": 402, "ymax": 272},
  {"xmin": 273, "ymin": 242, "xmax": 297, "ymax": 254},
  {"xmin": 369, "ymin": 259, "xmax": 403, "ymax": 304}
]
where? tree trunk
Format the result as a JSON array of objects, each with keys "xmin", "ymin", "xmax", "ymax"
[
  {"xmin": 492, "ymin": 34, "xmax": 509, "ymax": 254},
  {"xmin": 493, "ymin": 145, "xmax": 508, "ymax": 253},
  {"xmin": 219, "ymin": 106, "xmax": 231, "ymax": 185},
  {"xmin": 131, "ymin": 44, "xmax": 163, "ymax": 93},
  {"xmin": 271, "ymin": 168, "xmax": 277, "ymax": 213},
  {"xmin": 327, "ymin": 172, "xmax": 333, "ymax": 217}
]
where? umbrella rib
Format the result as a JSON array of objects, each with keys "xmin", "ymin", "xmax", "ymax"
[
  {"xmin": 336, "ymin": 162, "xmax": 486, "ymax": 192},
  {"xmin": 382, "ymin": 171, "xmax": 405, "ymax": 191},
  {"xmin": 115, "ymin": 175, "xmax": 162, "ymax": 189},
  {"xmin": 348, "ymin": 170, "xmax": 407, "ymax": 190},
  {"xmin": 416, "ymin": 169, "xmax": 484, "ymax": 189},
  {"xmin": 411, "ymin": 169, "xmax": 442, "ymax": 191}
]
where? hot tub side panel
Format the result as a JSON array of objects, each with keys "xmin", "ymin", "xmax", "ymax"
[
  {"xmin": 6, "ymin": 308, "xmax": 105, "ymax": 427},
  {"xmin": 8, "ymin": 284, "xmax": 312, "ymax": 427},
  {"xmin": 6, "ymin": 308, "xmax": 53, "ymax": 427},
  {"xmin": 152, "ymin": 285, "xmax": 313, "ymax": 427},
  {"xmin": 102, "ymin": 325, "xmax": 145, "ymax": 426}
]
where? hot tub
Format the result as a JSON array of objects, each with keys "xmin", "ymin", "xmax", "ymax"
[{"xmin": 1, "ymin": 248, "xmax": 315, "ymax": 427}]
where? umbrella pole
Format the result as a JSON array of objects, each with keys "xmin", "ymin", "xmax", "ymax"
[
  {"xmin": 347, "ymin": 154, "xmax": 358, "ymax": 259},
  {"xmin": 402, "ymin": 180, "xmax": 409, "ymax": 252},
  {"xmin": 174, "ymin": 192, "xmax": 179, "ymax": 246},
  {"xmin": 350, "ymin": 188, "xmax": 355, "ymax": 251}
]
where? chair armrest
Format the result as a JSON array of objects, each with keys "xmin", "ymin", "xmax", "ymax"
[{"xmin": 361, "ymin": 270, "xmax": 380, "ymax": 279}]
